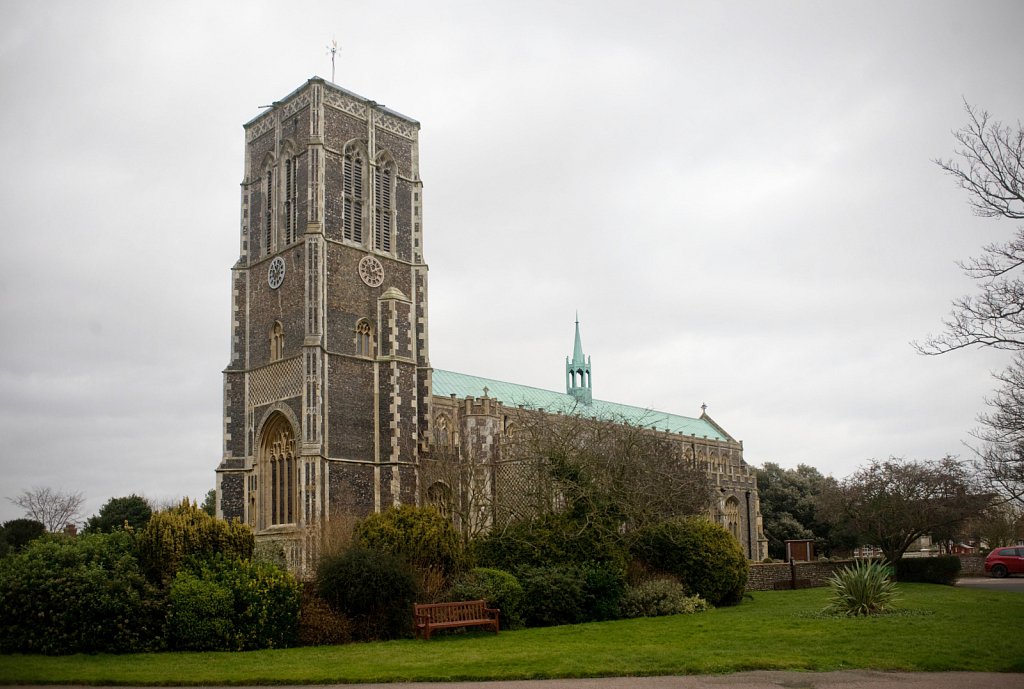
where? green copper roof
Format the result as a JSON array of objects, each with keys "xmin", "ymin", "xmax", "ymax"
[{"xmin": 432, "ymin": 369, "xmax": 729, "ymax": 441}]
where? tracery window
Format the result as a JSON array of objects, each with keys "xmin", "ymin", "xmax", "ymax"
[
  {"xmin": 355, "ymin": 319, "xmax": 373, "ymax": 357},
  {"xmin": 260, "ymin": 414, "xmax": 296, "ymax": 528},
  {"xmin": 374, "ymin": 158, "xmax": 394, "ymax": 252},
  {"xmin": 434, "ymin": 414, "xmax": 450, "ymax": 447},
  {"xmin": 724, "ymin": 496, "xmax": 740, "ymax": 540},
  {"xmin": 342, "ymin": 144, "xmax": 365, "ymax": 244},
  {"xmin": 270, "ymin": 321, "xmax": 285, "ymax": 361}
]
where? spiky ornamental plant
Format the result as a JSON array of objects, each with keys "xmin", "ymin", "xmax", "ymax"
[{"xmin": 824, "ymin": 559, "xmax": 899, "ymax": 617}]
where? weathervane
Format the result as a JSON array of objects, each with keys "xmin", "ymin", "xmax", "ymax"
[{"xmin": 326, "ymin": 38, "xmax": 339, "ymax": 82}]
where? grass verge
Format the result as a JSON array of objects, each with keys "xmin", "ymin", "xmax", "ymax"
[{"xmin": 1, "ymin": 584, "xmax": 1022, "ymax": 684}]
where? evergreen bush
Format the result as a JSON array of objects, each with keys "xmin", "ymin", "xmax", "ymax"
[
  {"xmin": 167, "ymin": 555, "xmax": 300, "ymax": 651},
  {"xmin": 473, "ymin": 512, "xmax": 627, "ymax": 571},
  {"xmin": 0, "ymin": 531, "xmax": 164, "ymax": 654},
  {"xmin": 137, "ymin": 499, "xmax": 253, "ymax": 584},
  {"xmin": 894, "ymin": 556, "xmax": 961, "ymax": 585},
  {"xmin": 354, "ymin": 504, "xmax": 466, "ymax": 576},
  {"xmin": 83, "ymin": 494, "xmax": 153, "ymax": 534},
  {"xmin": 824, "ymin": 559, "xmax": 899, "ymax": 616},
  {"xmin": 620, "ymin": 578, "xmax": 710, "ymax": 618},
  {"xmin": 630, "ymin": 517, "xmax": 747, "ymax": 606},
  {"xmin": 449, "ymin": 567, "xmax": 525, "ymax": 629},
  {"xmin": 517, "ymin": 562, "xmax": 625, "ymax": 627},
  {"xmin": 316, "ymin": 547, "xmax": 418, "ymax": 640}
]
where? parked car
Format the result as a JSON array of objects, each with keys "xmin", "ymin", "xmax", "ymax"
[{"xmin": 984, "ymin": 546, "xmax": 1024, "ymax": 577}]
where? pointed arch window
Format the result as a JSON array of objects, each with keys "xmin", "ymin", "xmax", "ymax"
[
  {"xmin": 270, "ymin": 321, "xmax": 285, "ymax": 361},
  {"xmin": 342, "ymin": 145, "xmax": 365, "ymax": 244},
  {"xmin": 434, "ymin": 414, "xmax": 451, "ymax": 447},
  {"xmin": 374, "ymin": 159, "xmax": 394, "ymax": 252},
  {"xmin": 284, "ymin": 156, "xmax": 298, "ymax": 245},
  {"xmin": 259, "ymin": 415, "xmax": 297, "ymax": 528},
  {"xmin": 355, "ymin": 319, "xmax": 373, "ymax": 357}
]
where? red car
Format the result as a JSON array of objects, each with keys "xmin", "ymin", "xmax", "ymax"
[{"xmin": 985, "ymin": 546, "xmax": 1024, "ymax": 577}]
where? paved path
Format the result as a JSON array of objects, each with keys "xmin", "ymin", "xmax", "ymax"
[
  {"xmin": 30, "ymin": 674, "xmax": 1024, "ymax": 689},
  {"xmin": 295, "ymin": 672, "xmax": 1023, "ymax": 688},
  {"xmin": 956, "ymin": 575, "xmax": 1024, "ymax": 592}
]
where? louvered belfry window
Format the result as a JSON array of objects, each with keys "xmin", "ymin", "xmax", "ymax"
[
  {"xmin": 374, "ymin": 165, "xmax": 392, "ymax": 252},
  {"xmin": 284, "ymin": 157, "xmax": 298, "ymax": 245},
  {"xmin": 343, "ymin": 151, "xmax": 364, "ymax": 243},
  {"xmin": 264, "ymin": 169, "xmax": 273, "ymax": 255}
]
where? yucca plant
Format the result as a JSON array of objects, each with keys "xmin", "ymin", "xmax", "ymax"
[{"xmin": 824, "ymin": 558, "xmax": 899, "ymax": 617}]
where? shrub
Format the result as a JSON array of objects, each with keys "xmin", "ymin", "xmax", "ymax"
[
  {"xmin": 517, "ymin": 562, "xmax": 625, "ymax": 627},
  {"xmin": 449, "ymin": 567, "xmax": 525, "ymax": 630},
  {"xmin": 316, "ymin": 547, "xmax": 417, "ymax": 640},
  {"xmin": 620, "ymin": 578, "xmax": 710, "ymax": 618},
  {"xmin": 297, "ymin": 584, "xmax": 353, "ymax": 646},
  {"xmin": 630, "ymin": 517, "xmax": 747, "ymax": 606},
  {"xmin": 167, "ymin": 571, "xmax": 234, "ymax": 650},
  {"xmin": 894, "ymin": 556, "xmax": 961, "ymax": 585},
  {"xmin": 824, "ymin": 559, "xmax": 899, "ymax": 616},
  {"xmin": 167, "ymin": 555, "xmax": 300, "ymax": 651},
  {"xmin": 354, "ymin": 505, "xmax": 465, "ymax": 577},
  {"xmin": 137, "ymin": 499, "xmax": 253, "ymax": 584},
  {"xmin": 0, "ymin": 531, "xmax": 164, "ymax": 654},
  {"xmin": 473, "ymin": 513, "xmax": 627, "ymax": 571}
]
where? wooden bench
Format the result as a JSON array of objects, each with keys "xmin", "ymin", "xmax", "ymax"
[{"xmin": 414, "ymin": 600, "xmax": 500, "ymax": 640}]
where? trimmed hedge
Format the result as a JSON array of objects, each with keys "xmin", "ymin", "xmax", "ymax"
[
  {"xmin": 631, "ymin": 517, "xmax": 747, "ymax": 606},
  {"xmin": 894, "ymin": 556, "xmax": 961, "ymax": 585}
]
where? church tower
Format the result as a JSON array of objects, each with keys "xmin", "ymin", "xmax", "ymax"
[
  {"xmin": 565, "ymin": 316, "xmax": 592, "ymax": 405},
  {"xmin": 215, "ymin": 79, "xmax": 431, "ymax": 564}
]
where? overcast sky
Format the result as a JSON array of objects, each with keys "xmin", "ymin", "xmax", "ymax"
[{"xmin": 2, "ymin": 0, "xmax": 1023, "ymax": 525}]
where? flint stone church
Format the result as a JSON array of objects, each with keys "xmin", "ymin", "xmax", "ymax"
[{"xmin": 215, "ymin": 77, "xmax": 767, "ymax": 569}]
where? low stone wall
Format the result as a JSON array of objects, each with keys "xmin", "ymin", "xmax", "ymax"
[
  {"xmin": 747, "ymin": 560, "xmax": 853, "ymax": 591},
  {"xmin": 957, "ymin": 554, "xmax": 985, "ymax": 576},
  {"xmin": 748, "ymin": 554, "xmax": 987, "ymax": 590}
]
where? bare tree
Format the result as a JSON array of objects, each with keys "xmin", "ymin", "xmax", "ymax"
[
  {"xmin": 917, "ymin": 103, "xmax": 1024, "ymax": 355},
  {"xmin": 507, "ymin": 408, "xmax": 714, "ymax": 537},
  {"xmin": 9, "ymin": 487, "xmax": 86, "ymax": 532},
  {"xmin": 816, "ymin": 457, "xmax": 991, "ymax": 564},
  {"xmin": 917, "ymin": 102, "xmax": 1024, "ymax": 507}
]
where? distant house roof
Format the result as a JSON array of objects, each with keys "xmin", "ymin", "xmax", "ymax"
[{"xmin": 432, "ymin": 369, "xmax": 730, "ymax": 442}]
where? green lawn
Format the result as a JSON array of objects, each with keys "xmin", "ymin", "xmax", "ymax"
[{"xmin": 2, "ymin": 584, "xmax": 1022, "ymax": 685}]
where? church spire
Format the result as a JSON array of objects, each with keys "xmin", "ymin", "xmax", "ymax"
[{"xmin": 565, "ymin": 313, "xmax": 593, "ymax": 405}]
